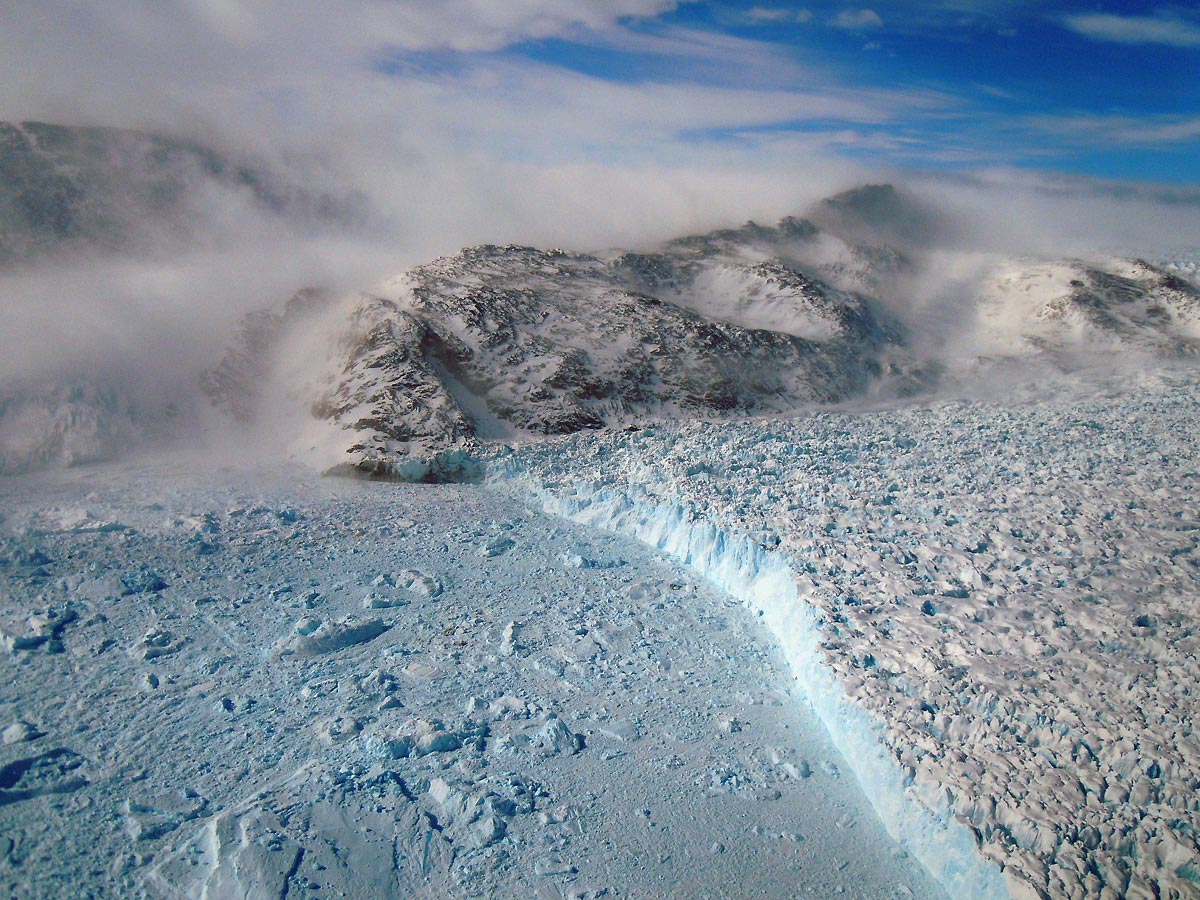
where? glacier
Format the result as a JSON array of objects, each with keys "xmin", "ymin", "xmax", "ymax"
[
  {"xmin": 485, "ymin": 470, "xmax": 1011, "ymax": 900},
  {"xmin": 485, "ymin": 361, "xmax": 1200, "ymax": 900},
  {"xmin": 0, "ymin": 461, "xmax": 948, "ymax": 900}
]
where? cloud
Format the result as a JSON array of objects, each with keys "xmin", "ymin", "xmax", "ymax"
[
  {"xmin": 975, "ymin": 83, "xmax": 1015, "ymax": 100},
  {"xmin": 181, "ymin": 0, "xmax": 689, "ymax": 54},
  {"xmin": 906, "ymin": 167, "xmax": 1200, "ymax": 255},
  {"xmin": 1060, "ymin": 11, "xmax": 1200, "ymax": 48},
  {"xmin": 747, "ymin": 7, "xmax": 814, "ymax": 23},
  {"xmin": 1026, "ymin": 113, "xmax": 1200, "ymax": 146},
  {"xmin": 0, "ymin": 2, "xmax": 951, "ymax": 182},
  {"xmin": 382, "ymin": 57, "xmax": 945, "ymax": 159},
  {"xmin": 830, "ymin": 9, "xmax": 884, "ymax": 30},
  {"xmin": 566, "ymin": 22, "xmax": 818, "ymax": 87}
]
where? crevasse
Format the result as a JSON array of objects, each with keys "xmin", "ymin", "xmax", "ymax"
[{"xmin": 487, "ymin": 466, "xmax": 1010, "ymax": 900}]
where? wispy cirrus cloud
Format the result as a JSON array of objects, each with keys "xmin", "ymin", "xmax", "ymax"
[
  {"xmin": 1026, "ymin": 113, "xmax": 1200, "ymax": 146},
  {"xmin": 1060, "ymin": 10, "xmax": 1200, "ymax": 48},
  {"xmin": 187, "ymin": 0, "xmax": 691, "ymax": 53}
]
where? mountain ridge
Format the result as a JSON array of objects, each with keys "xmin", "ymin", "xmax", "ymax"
[
  {"xmin": 2, "ymin": 166, "xmax": 1199, "ymax": 478},
  {"xmin": 205, "ymin": 205, "xmax": 1200, "ymax": 480}
]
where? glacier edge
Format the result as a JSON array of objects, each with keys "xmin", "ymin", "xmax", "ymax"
[{"xmin": 486, "ymin": 465, "xmax": 1012, "ymax": 900}]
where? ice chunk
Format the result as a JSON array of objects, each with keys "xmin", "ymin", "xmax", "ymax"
[
  {"xmin": 121, "ymin": 567, "xmax": 168, "ymax": 595},
  {"xmin": 283, "ymin": 616, "xmax": 390, "ymax": 655},
  {"xmin": 1, "ymin": 721, "xmax": 44, "ymax": 744},
  {"xmin": 480, "ymin": 535, "xmax": 515, "ymax": 558}
]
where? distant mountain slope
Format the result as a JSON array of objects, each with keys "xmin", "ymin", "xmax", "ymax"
[
  {"xmin": 0, "ymin": 380, "xmax": 142, "ymax": 476},
  {"xmin": 207, "ymin": 217, "xmax": 1200, "ymax": 479},
  {"xmin": 0, "ymin": 120, "xmax": 367, "ymax": 474},
  {"xmin": 205, "ymin": 217, "xmax": 931, "ymax": 478},
  {"xmin": 975, "ymin": 256, "xmax": 1200, "ymax": 356},
  {"xmin": 0, "ymin": 120, "xmax": 357, "ymax": 264}
]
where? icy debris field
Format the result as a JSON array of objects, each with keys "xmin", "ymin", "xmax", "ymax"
[
  {"xmin": 491, "ymin": 364, "xmax": 1200, "ymax": 900},
  {"xmin": 0, "ymin": 463, "xmax": 944, "ymax": 900}
]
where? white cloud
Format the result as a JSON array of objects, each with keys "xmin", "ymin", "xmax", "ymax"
[
  {"xmin": 174, "ymin": 0, "xmax": 688, "ymax": 54},
  {"xmin": 0, "ymin": 2, "xmax": 946, "ymax": 180},
  {"xmin": 830, "ymin": 9, "xmax": 884, "ymax": 30},
  {"xmin": 1026, "ymin": 113, "xmax": 1200, "ymax": 146},
  {"xmin": 582, "ymin": 22, "xmax": 814, "ymax": 83},
  {"xmin": 747, "ymin": 7, "xmax": 814, "ymax": 23},
  {"xmin": 748, "ymin": 7, "xmax": 792, "ymax": 22},
  {"xmin": 1060, "ymin": 11, "xmax": 1200, "ymax": 48},
  {"xmin": 915, "ymin": 168, "xmax": 1200, "ymax": 256}
]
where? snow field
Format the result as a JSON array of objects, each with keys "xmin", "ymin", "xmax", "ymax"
[
  {"xmin": 0, "ymin": 462, "xmax": 944, "ymax": 899},
  {"xmin": 489, "ymin": 363, "xmax": 1200, "ymax": 900}
]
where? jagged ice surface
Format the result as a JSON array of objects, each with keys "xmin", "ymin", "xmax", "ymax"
[{"xmin": 487, "ymin": 364, "xmax": 1200, "ymax": 900}]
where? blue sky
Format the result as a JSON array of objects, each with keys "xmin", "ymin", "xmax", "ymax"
[{"xmin": 494, "ymin": 1, "xmax": 1200, "ymax": 183}]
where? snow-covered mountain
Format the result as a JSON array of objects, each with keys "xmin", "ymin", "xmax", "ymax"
[
  {"xmin": 206, "ymin": 191, "xmax": 1200, "ymax": 480},
  {"xmin": 207, "ymin": 213, "xmax": 927, "ymax": 478},
  {"xmin": 4, "ymin": 172, "xmax": 1200, "ymax": 478},
  {"xmin": 974, "ymin": 256, "xmax": 1200, "ymax": 356}
]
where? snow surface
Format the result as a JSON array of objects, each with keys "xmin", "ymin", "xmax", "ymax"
[
  {"xmin": 0, "ymin": 460, "xmax": 944, "ymax": 899},
  {"xmin": 486, "ymin": 363, "xmax": 1200, "ymax": 900},
  {"xmin": 972, "ymin": 257, "xmax": 1200, "ymax": 358}
]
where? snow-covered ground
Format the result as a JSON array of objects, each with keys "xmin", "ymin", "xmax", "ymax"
[
  {"xmin": 0, "ymin": 460, "xmax": 944, "ymax": 900},
  {"xmin": 489, "ymin": 362, "xmax": 1200, "ymax": 900}
]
